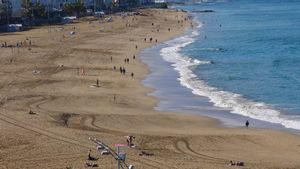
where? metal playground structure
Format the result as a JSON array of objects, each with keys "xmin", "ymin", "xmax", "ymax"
[{"xmin": 89, "ymin": 137, "xmax": 134, "ymax": 169}]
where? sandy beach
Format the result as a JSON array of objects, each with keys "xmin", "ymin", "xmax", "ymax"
[{"xmin": 1, "ymin": 9, "xmax": 300, "ymax": 169}]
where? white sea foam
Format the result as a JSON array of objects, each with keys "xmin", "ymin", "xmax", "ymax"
[
  {"xmin": 160, "ymin": 27, "xmax": 300, "ymax": 130},
  {"xmin": 194, "ymin": 0, "xmax": 229, "ymax": 4},
  {"xmin": 198, "ymin": 47, "xmax": 224, "ymax": 51}
]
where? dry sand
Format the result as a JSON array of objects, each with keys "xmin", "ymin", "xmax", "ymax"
[{"xmin": 0, "ymin": 9, "xmax": 300, "ymax": 169}]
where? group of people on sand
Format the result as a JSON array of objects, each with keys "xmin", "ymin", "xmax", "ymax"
[
  {"xmin": 124, "ymin": 15, "xmax": 138, "ymax": 27},
  {"xmin": 112, "ymin": 55, "xmax": 135, "ymax": 77},
  {"xmin": 1, "ymin": 39, "xmax": 32, "ymax": 48},
  {"xmin": 229, "ymin": 160, "xmax": 244, "ymax": 166},
  {"xmin": 1, "ymin": 42, "xmax": 8, "ymax": 47},
  {"xmin": 118, "ymin": 66, "xmax": 134, "ymax": 78},
  {"xmin": 124, "ymin": 58, "xmax": 130, "ymax": 64},
  {"xmin": 144, "ymin": 37, "xmax": 157, "ymax": 43},
  {"xmin": 126, "ymin": 135, "xmax": 135, "ymax": 147},
  {"xmin": 120, "ymin": 66, "xmax": 126, "ymax": 75}
]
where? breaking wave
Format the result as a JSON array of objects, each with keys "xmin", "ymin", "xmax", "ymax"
[{"xmin": 160, "ymin": 26, "xmax": 300, "ymax": 130}]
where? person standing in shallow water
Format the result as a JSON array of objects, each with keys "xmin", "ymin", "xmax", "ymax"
[{"xmin": 245, "ymin": 120, "xmax": 249, "ymax": 128}]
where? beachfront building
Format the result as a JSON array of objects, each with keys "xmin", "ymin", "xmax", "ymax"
[
  {"xmin": 18, "ymin": 0, "xmax": 106, "ymax": 12},
  {"xmin": 113, "ymin": 0, "xmax": 140, "ymax": 9},
  {"xmin": 139, "ymin": 0, "xmax": 156, "ymax": 5},
  {"xmin": 138, "ymin": 0, "xmax": 166, "ymax": 8},
  {"xmin": 154, "ymin": 0, "xmax": 166, "ymax": 3}
]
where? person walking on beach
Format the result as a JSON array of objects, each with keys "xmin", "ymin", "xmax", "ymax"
[
  {"xmin": 126, "ymin": 135, "xmax": 135, "ymax": 147},
  {"xmin": 245, "ymin": 120, "xmax": 249, "ymax": 128},
  {"xmin": 81, "ymin": 68, "xmax": 85, "ymax": 76},
  {"xmin": 96, "ymin": 79, "xmax": 99, "ymax": 87},
  {"xmin": 88, "ymin": 149, "xmax": 92, "ymax": 160},
  {"xmin": 123, "ymin": 68, "xmax": 126, "ymax": 75},
  {"xmin": 87, "ymin": 149, "xmax": 97, "ymax": 161}
]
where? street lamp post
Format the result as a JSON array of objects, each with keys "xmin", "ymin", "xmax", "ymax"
[
  {"xmin": 48, "ymin": 0, "xmax": 50, "ymax": 21},
  {"xmin": 48, "ymin": 0, "xmax": 51, "ymax": 33},
  {"xmin": 6, "ymin": 0, "xmax": 10, "ymax": 25}
]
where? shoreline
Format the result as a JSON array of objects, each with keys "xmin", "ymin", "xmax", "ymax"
[
  {"xmin": 140, "ymin": 21, "xmax": 300, "ymax": 134},
  {"xmin": 1, "ymin": 8, "xmax": 300, "ymax": 169},
  {"xmin": 168, "ymin": 3, "xmax": 300, "ymax": 131}
]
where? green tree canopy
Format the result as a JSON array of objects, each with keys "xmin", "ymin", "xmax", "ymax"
[
  {"xmin": 63, "ymin": 2, "xmax": 86, "ymax": 18},
  {"xmin": 0, "ymin": 1, "xmax": 12, "ymax": 25},
  {"xmin": 21, "ymin": 0, "xmax": 46, "ymax": 19}
]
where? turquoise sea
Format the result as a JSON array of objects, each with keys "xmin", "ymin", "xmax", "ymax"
[{"xmin": 142, "ymin": 0, "xmax": 300, "ymax": 130}]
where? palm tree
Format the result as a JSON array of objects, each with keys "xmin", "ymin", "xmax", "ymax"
[
  {"xmin": 63, "ymin": 1, "xmax": 86, "ymax": 17},
  {"xmin": 21, "ymin": 0, "xmax": 46, "ymax": 19},
  {"xmin": 0, "ymin": 0, "xmax": 12, "ymax": 25}
]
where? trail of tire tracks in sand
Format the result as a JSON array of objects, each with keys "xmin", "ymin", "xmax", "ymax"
[
  {"xmin": 0, "ymin": 153, "xmax": 84, "ymax": 164},
  {"xmin": 32, "ymin": 96, "xmax": 123, "ymax": 135},
  {"xmin": 133, "ymin": 157, "xmax": 178, "ymax": 169},
  {"xmin": 174, "ymin": 139, "xmax": 229, "ymax": 164},
  {"xmin": 0, "ymin": 112, "xmax": 90, "ymax": 149},
  {"xmin": 1, "ymin": 97, "xmax": 168, "ymax": 169},
  {"xmin": 28, "ymin": 91, "xmax": 171, "ymax": 169},
  {"xmin": 0, "ymin": 110, "xmax": 162, "ymax": 169},
  {"xmin": 1, "ymin": 78, "xmax": 174, "ymax": 168},
  {"xmin": 0, "ymin": 95, "xmax": 90, "ymax": 148}
]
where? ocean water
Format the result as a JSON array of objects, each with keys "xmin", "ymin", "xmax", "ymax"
[{"xmin": 143, "ymin": 0, "xmax": 300, "ymax": 130}]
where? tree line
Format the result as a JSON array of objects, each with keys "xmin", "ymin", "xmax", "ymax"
[{"xmin": 20, "ymin": 0, "xmax": 87, "ymax": 19}]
